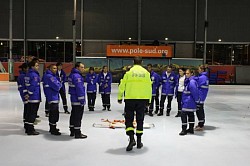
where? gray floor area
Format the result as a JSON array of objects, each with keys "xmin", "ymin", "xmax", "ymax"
[{"xmin": 0, "ymin": 82, "xmax": 250, "ymax": 166}]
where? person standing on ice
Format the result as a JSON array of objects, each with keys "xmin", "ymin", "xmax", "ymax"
[
  {"xmin": 195, "ymin": 65, "xmax": 209, "ymax": 131},
  {"xmin": 179, "ymin": 69, "xmax": 199, "ymax": 136},
  {"xmin": 98, "ymin": 66, "xmax": 112, "ymax": 111},
  {"xmin": 17, "ymin": 63, "xmax": 29, "ymax": 132},
  {"xmin": 68, "ymin": 62, "xmax": 87, "ymax": 139},
  {"xmin": 118, "ymin": 56, "xmax": 152, "ymax": 151}
]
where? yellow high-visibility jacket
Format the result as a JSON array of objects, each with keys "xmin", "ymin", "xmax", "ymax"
[{"xmin": 118, "ymin": 65, "xmax": 152, "ymax": 102}]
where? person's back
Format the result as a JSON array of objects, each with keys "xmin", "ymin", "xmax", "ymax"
[
  {"xmin": 119, "ymin": 65, "xmax": 151, "ymax": 100},
  {"xmin": 118, "ymin": 56, "xmax": 152, "ymax": 152},
  {"xmin": 197, "ymin": 71, "xmax": 209, "ymax": 103}
]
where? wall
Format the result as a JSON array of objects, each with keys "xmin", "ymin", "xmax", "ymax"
[
  {"xmin": 0, "ymin": 0, "xmax": 250, "ymax": 41},
  {"xmin": 1, "ymin": 0, "xmax": 250, "ymax": 58},
  {"xmin": 236, "ymin": 66, "xmax": 250, "ymax": 84}
]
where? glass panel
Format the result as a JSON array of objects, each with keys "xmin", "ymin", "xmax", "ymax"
[
  {"xmin": 232, "ymin": 44, "xmax": 248, "ymax": 65},
  {"xmin": 0, "ymin": 41, "xmax": 8, "ymax": 62},
  {"xmin": 27, "ymin": 41, "xmax": 45, "ymax": 62},
  {"xmin": 65, "ymin": 42, "xmax": 73, "ymax": 62},
  {"xmin": 46, "ymin": 41, "xmax": 64, "ymax": 62},
  {"xmin": 10, "ymin": 41, "xmax": 24, "ymax": 62},
  {"xmin": 213, "ymin": 44, "xmax": 231, "ymax": 65},
  {"xmin": 76, "ymin": 42, "xmax": 81, "ymax": 57},
  {"xmin": 196, "ymin": 44, "xmax": 212, "ymax": 64}
]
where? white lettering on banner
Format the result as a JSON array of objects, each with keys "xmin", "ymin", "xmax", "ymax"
[{"xmin": 111, "ymin": 48, "xmax": 169, "ymax": 55}]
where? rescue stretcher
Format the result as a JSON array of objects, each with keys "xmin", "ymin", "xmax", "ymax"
[{"xmin": 93, "ymin": 119, "xmax": 155, "ymax": 129}]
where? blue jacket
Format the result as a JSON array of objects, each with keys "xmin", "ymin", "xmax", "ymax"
[
  {"xmin": 17, "ymin": 70, "xmax": 28, "ymax": 103},
  {"xmin": 150, "ymin": 71, "xmax": 161, "ymax": 96},
  {"xmin": 43, "ymin": 70, "xmax": 61, "ymax": 103},
  {"xmin": 181, "ymin": 76, "xmax": 199, "ymax": 112},
  {"xmin": 56, "ymin": 69, "xmax": 67, "ymax": 92},
  {"xmin": 197, "ymin": 72, "xmax": 209, "ymax": 104},
  {"xmin": 42, "ymin": 70, "xmax": 49, "ymax": 97},
  {"xmin": 86, "ymin": 72, "xmax": 98, "ymax": 93},
  {"xmin": 68, "ymin": 68, "xmax": 86, "ymax": 106},
  {"xmin": 98, "ymin": 71, "xmax": 112, "ymax": 94},
  {"xmin": 161, "ymin": 71, "xmax": 177, "ymax": 96},
  {"xmin": 25, "ymin": 68, "xmax": 41, "ymax": 103}
]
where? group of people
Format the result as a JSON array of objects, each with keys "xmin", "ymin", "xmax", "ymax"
[
  {"xmin": 17, "ymin": 55, "xmax": 209, "ymax": 151},
  {"xmin": 17, "ymin": 59, "xmax": 112, "ymax": 138},
  {"xmin": 145, "ymin": 63, "xmax": 209, "ymax": 135},
  {"xmin": 118, "ymin": 56, "xmax": 209, "ymax": 151}
]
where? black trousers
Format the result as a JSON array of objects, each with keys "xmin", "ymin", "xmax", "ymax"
[
  {"xmin": 23, "ymin": 103, "xmax": 28, "ymax": 125},
  {"xmin": 181, "ymin": 111, "xmax": 195, "ymax": 131},
  {"xmin": 196, "ymin": 103, "xmax": 205, "ymax": 127},
  {"xmin": 101, "ymin": 94, "xmax": 110, "ymax": 108},
  {"xmin": 124, "ymin": 99, "xmax": 147, "ymax": 137},
  {"xmin": 149, "ymin": 88, "xmax": 160, "ymax": 112},
  {"xmin": 87, "ymin": 92, "xmax": 96, "ymax": 108},
  {"xmin": 69, "ymin": 105, "xmax": 84, "ymax": 130},
  {"xmin": 155, "ymin": 88, "xmax": 160, "ymax": 110},
  {"xmin": 177, "ymin": 92, "xmax": 183, "ymax": 112},
  {"xmin": 160, "ymin": 95, "xmax": 173, "ymax": 112},
  {"xmin": 149, "ymin": 96, "xmax": 155, "ymax": 113},
  {"xmin": 59, "ymin": 88, "xmax": 68, "ymax": 111},
  {"xmin": 49, "ymin": 103, "xmax": 59, "ymax": 125},
  {"xmin": 45, "ymin": 100, "xmax": 49, "ymax": 113},
  {"xmin": 25, "ymin": 103, "xmax": 40, "ymax": 132}
]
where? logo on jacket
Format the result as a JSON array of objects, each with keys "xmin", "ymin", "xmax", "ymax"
[{"xmin": 77, "ymin": 78, "xmax": 82, "ymax": 83}]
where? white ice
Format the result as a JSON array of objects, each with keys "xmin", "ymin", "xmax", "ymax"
[{"xmin": 0, "ymin": 82, "xmax": 250, "ymax": 166}]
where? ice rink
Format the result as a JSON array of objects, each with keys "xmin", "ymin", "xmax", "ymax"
[{"xmin": 0, "ymin": 82, "xmax": 250, "ymax": 166}]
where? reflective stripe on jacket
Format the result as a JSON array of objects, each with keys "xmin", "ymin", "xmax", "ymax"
[
  {"xmin": 181, "ymin": 76, "xmax": 199, "ymax": 112},
  {"xmin": 68, "ymin": 68, "xmax": 86, "ymax": 105},
  {"xmin": 25, "ymin": 68, "xmax": 41, "ymax": 103}
]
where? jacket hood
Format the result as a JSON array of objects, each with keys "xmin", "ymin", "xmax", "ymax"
[
  {"xmin": 46, "ymin": 69, "xmax": 56, "ymax": 76},
  {"xmin": 28, "ymin": 68, "xmax": 39, "ymax": 74},
  {"xmin": 199, "ymin": 72, "xmax": 208, "ymax": 76},
  {"xmin": 71, "ymin": 68, "xmax": 81, "ymax": 74},
  {"xmin": 19, "ymin": 70, "xmax": 26, "ymax": 75}
]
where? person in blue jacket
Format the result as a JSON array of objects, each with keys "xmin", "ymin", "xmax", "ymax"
[
  {"xmin": 147, "ymin": 64, "xmax": 161, "ymax": 116},
  {"xmin": 174, "ymin": 67, "xmax": 186, "ymax": 117},
  {"xmin": 86, "ymin": 67, "xmax": 98, "ymax": 111},
  {"xmin": 158, "ymin": 65, "xmax": 177, "ymax": 116},
  {"xmin": 24, "ymin": 60, "xmax": 41, "ymax": 135},
  {"xmin": 42, "ymin": 66, "xmax": 50, "ymax": 117},
  {"xmin": 44, "ymin": 64, "xmax": 62, "ymax": 135},
  {"xmin": 68, "ymin": 62, "xmax": 87, "ymax": 139},
  {"xmin": 98, "ymin": 66, "xmax": 112, "ymax": 111},
  {"xmin": 195, "ymin": 65, "xmax": 209, "ymax": 131},
  {"xmin": 56, "ymin": 62, "xmax": 70, "ymax": 114},
  {"xmin": 179, "ymin": 68, "xmax": 199, "ymax": 136},
  {"xmin": 17, "ymin": 63, "xmax": 29, "ymax": 131}
]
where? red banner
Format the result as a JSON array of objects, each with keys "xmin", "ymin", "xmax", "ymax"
[{"xmin": 106, "ymin": 45, "xmax": 173, "ymax": 58}]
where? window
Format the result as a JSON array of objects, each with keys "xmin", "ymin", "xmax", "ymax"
[
  {"xmin": 196, "ymin": 44, "xmax": 212, "ymax": 64},
  {"xmin": 46, "ymin": 42, "xmax": 64, "ymax": 62},
  {"xmin": 28, "ymin": 41, "xmax": 45, "ymax": 61},
  {"xmin": 65, "ymin": 42, "xmax": 73, "ymax": 62},
  {"xmin": 0, "ymin": 41, "xmax": 8, "ymax": 62}
]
